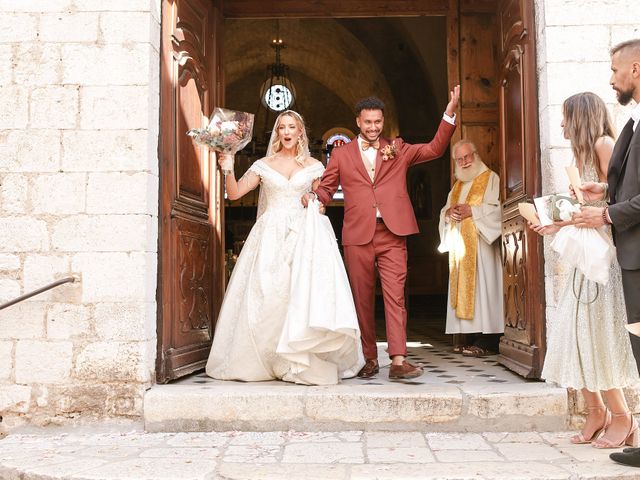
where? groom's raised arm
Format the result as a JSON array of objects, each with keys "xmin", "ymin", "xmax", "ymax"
[
  {"xmin": 314, "ymin": 148, "xmax": 342, "ymax": 206},
  {"xmin": 402, "ymin": 117, "xmax": 456, "ymax": 167}
]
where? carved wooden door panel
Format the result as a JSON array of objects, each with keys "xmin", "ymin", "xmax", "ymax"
[
  {"xmin": 157, "ymin": 0, "xmax": 224, "ymax": 382},
  {"xmin": 496, "ymin": 0, "xmax": 544, "ymax": 378}
]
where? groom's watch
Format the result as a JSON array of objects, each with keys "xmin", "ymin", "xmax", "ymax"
[{"xmin": 602, "ymin": 206, "xmax": 612, "ymax": 225}]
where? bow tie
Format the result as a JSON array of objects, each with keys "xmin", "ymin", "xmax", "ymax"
[{"xmin": 361, "ymin": 140, "xmax": 380, "ymax": 151}]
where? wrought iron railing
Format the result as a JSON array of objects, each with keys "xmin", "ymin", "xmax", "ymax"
[{"xmin": 0, "ymin": 276, "xmax": 78, "ymax": 311}]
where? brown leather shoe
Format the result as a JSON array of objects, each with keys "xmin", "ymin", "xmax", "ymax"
[
  {"xmin": 357, "ymin": 359, "xmax": 379, "ymax": 378},
  {"xmin": 389, "ymin": 361, "xmax": 423, "ymax": 380}
]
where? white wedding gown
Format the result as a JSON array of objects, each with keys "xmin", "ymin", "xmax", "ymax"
[{"xmin": 206, "ymin": 159, "xmax": 364, "ymax": 385}]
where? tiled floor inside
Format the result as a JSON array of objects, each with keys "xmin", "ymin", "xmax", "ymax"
[{"xmin": 174, "ymin": 295, "xmax": 530, "ymax": 387}]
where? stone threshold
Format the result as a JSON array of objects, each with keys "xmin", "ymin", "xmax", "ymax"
[{"xmin": 143, "ymin": 381, "xmax": 569, "ymax": 433}]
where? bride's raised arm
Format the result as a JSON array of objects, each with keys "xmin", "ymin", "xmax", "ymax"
[{"xmin": 222, "ymin": 167, "xmax": 260, "ymax": 201}]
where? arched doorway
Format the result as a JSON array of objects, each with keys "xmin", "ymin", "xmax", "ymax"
[{"xmin": 156, "ymin": 0, "xmax": 543, "ymax": 382}]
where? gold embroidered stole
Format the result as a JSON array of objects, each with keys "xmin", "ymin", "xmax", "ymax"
[{"xmin": 448, "ymin": 170, "xmax": 492, "ymax": 320}]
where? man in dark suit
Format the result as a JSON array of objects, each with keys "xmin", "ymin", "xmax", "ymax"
[{"xmin": 573, "ymin": 38, "xmax": 640, "ymax": 467}]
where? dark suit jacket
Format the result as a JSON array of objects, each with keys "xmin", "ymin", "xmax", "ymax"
[
  {"xmin": 314, "ymin": 120, "xmax": 455, "ymax": 246},
  {"xmin": 609, "ymin": 123, "xmax": 640, "ymax": 270}
]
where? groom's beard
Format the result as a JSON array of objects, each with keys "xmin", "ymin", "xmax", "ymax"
[{"xmin": 455, "ymin": 160, "xmax": 487, "ymax": 183}]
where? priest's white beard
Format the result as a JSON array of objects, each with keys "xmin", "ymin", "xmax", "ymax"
[{"xmin": 455, "ymin": 160, "xmax": 487, "ymax": 183}]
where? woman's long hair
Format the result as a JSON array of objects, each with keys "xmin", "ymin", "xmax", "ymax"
[
  {"xmin": 266, "ymin": 110, "xmax": 310, "ymax": 167},
  {"xmin": 562, "ymin": 92, "xmax": 615, "ymax": 176}
]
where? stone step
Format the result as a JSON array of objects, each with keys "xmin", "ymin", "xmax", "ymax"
[{"xmin": 143, "ymin": 381, "xmax": 570, "ymax": 433}]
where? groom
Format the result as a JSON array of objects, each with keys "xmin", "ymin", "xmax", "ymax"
[{"xmin": 302, "ymin": 87, "xmax": 460, "ymax": 379}]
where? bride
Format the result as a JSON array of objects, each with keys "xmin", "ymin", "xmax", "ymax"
[{"xmin": 206, "ymin": 110, "xmax": 364, "ymax": 385}]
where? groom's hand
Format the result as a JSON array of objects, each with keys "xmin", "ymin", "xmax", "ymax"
[{"xmin": 445, "ymin": 85, "xmax": 460, "ymax": 117}]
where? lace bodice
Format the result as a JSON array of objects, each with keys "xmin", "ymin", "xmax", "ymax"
[
  {"xmin": 581, "ymin": 159, "xmax": 606, "ymax": 208},
  {"xmin": 248, "ymin": 159, "xmax": 324, "ymax": 217}
]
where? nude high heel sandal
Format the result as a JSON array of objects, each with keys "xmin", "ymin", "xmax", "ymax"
[
  {"xmin": 592, "ymin": 411, "xmax": 639, "ymax": 449},
  {"xmin": 571, "ymin": 406, "xmax": 610, "ymax": 444}
]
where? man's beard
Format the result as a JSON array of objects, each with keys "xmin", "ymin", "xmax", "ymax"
[
  {"xmin": 455, "ymin": 160, "xmax": 487, "ymax": 183},
  {"xmin": 617, "ymin": 86, "xmax": 634, "ymax": 106}
]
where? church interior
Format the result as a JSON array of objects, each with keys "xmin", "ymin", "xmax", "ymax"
[{"xmin": 223, "ymin": 17, "xmax": 453, "ymax": 344}]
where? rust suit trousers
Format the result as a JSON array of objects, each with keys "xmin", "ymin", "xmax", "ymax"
[{"xmin": 343, "ymin": 222, "xmax": 407, "ymax": 360}]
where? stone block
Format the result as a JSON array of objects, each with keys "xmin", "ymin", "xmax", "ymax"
[
  {"xmin": 30, "ymin": 86, "xmax": 79, "ymax": 129},
  {"xmin": 15, "ymin": 340, "xmax": 73, "ymax": 384},
  {"xmin": 74, "ymin": 0, "xmax": 151, "ymax": 11},
  {"xmin": 75, "ymin": 341, "xmax": 149, "ymax": 382},
  {"xmin": 0, "ymin": 385, "xmax": 31, "ymax": 413},
  {"xmin": 72, "ymin": 252, "xmax": 156, "ymax": 302},
  {"xmin": 0, "ymin": 217, "xmax": 49, "ymax": 252},
  {"xmin": 0, "ymin": 254, "xmax": 20, "ymax": 270},
  {"xmin": 305, "ymin": 386, "xmax": 463, "ymax": 425},
  {"xmin": 0, "ymin": 279, "xmax": 20, "ymax": 304},
  {"xmin": 0, "ymin": 13, "xmax": 37, "ymax": 42},
  {"xmin": 105, "ymin": 384, "xmax": 146, "ymax": 417},
  {"xmin": 543, "ymin": 0, "xmax": 640, "ymax": 26},
  {"xmin": 87, "ymin": 172, "xmax": 158, "ymax": 215},
  {"xmin": 465, "ymin": 383, "xmax": 568, "ymax": 429},
  {"xmin": 23, "ymin": 255, "xmax": 70, "ymax": 300},
  {"xmin": 94, "ymin": 302, "xmax": 156, "ymax": 342},
  {"xmin": 100, "ymin": 12, "xmax": 153, "ymax": 44},
  {"xmin": 0, "ymin": 173, "xmax": 28, "ymax": 214},
  {"xmin": 543, "ymin": 26, "xmax": 610, "ymax": 63},
  {"xmin": 150, "ymin": 14, "xmax": 161, "ymax": 52},
  {"xmin": 0, "ymin": 301, "xmax": 46, "ymax": 339},
  {"xmin": 0, "ymin": 86, "xmax": 28, "ymax": 129},
  {"xmin": 0, "ymin": 44, "xmax": 12, "ymax": 85},
  {"xmin": 52, "ymin": 215, "xmax": 156, "ymax": 252},
  {"xmin": 13, "ymin": 43, "xmax": 62, "ymax": 86},
  {"xmin": 366, "ymin": 431, "xmax": 427, "ymax": 448},
  {"xmin": 32, "ymin": 173, "xmax": 86, "ymax": 214},
  {"xmin": 48, "ymin": 384, "xmax": 109, "ymax": 414},
  {"xmin": 40, "ymin": 12, "xmax": 99, "ymax": 42},
  {"xmin": 80, "ymin": 86, "xmax": 150, "ymax": 130},
  {"xmin": 0, "ymin": 0, "xmax": 73, "ymax": 12},
  {"xmin": 0, "ymin": 130, "xmax": 61, "ymax": 173},
  {"xmin": 611, "ymin": 26, "xmax": 640, "ymax": 48},
  {"xmin": 0, "ymin": 340, "xmax": 13, "ymax": 379},
  {"xmin": 62, "ymin": 130, "xmax": 151, "ymax": 172},
  {"xmin": 62, "ymin": 44, "xmax": 151, "ymax": 86},
  {"xmin": 46, "ymin": 303, "xmax": 91, "ymax": 339},
  {"xmin": 546, "ymin": 62, "xmax": 613, "ymax": 106}
]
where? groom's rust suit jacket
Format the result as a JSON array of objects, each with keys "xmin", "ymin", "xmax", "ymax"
[{"xmin": 314, "ymin": 119, "xmax": 456, "ymax": 245}]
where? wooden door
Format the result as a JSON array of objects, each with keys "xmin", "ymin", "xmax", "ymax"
[
  {"xmin": 157, "ymin": 0, "xmax": 224, "ymax": 383},
  {"xmin": 496, "ymin": 0, "xmax": 545, "ymax": 378}
]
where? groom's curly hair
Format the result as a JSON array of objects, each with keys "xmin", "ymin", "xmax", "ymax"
[{"xmin": 355, "ymin": 96, "xmax": 385, "ymax": 116}]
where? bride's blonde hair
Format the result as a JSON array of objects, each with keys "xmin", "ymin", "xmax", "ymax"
[{"xmin": 268, "ymin": 110, "xmax": 310, "ymax": 167}]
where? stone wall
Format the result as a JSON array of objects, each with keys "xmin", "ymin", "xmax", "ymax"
[
  {"xmin": 0, "ymin": 0, "xmax": 160, "ymax": 427},
  {"xmin": 535, "ymin": 0, "xmax": 640, "ymax": 329}
]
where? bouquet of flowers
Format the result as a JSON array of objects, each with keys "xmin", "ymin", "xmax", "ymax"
[{"xmin": 187, "ymin": 107, "xmax": 254, "ymax": 175}]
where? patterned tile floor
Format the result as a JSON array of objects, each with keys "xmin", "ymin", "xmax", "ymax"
[{"xmin": 175, "ymin": 295, "xmax": 528, "ymax": 387}]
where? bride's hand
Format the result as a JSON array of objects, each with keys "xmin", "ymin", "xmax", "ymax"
[{"xmin": 319, "ymin": 204, "xmax": 326, "ymax": 215}]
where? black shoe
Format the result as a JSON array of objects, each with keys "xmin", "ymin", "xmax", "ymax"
[
  {"xmin": 623, "ymin": 447, "xmax": 640, "ymax": 454},
  {"xmin": 610, "ymin": 451, "xmax": 640, "ymax": 467}
]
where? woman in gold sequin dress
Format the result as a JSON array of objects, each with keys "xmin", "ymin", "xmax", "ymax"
[{"xmin": 530, "ymin": 92, "xmax": 639, "ymax": 448}]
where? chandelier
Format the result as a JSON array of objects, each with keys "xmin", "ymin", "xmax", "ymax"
[{"xmin": 259, "ymin": 26, "xmax": 295, "ymax": 113}]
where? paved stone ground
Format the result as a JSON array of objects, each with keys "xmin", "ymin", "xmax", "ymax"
[{"xmin": 2, "ymin": 429, "xmax": 640, "ymax": 479}]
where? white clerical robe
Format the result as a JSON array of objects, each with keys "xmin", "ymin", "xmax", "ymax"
[{"xmin": 438, "ymin": 169, "xmax": 504, "ymax": 334}]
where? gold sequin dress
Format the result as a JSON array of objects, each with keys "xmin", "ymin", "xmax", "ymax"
[{"xmin": 541, "ymin": 161, "xmax": 640, "ymax": 391}]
